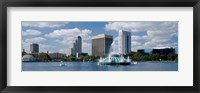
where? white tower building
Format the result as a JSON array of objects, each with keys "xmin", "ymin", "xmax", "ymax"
[{"xmin": 118, "ymin": 30, "xmax": 131, "ymax": 54}]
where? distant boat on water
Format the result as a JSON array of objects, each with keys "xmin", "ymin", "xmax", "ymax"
[
  {"xmin": 60, "ymin": 61, "xmax": 67, "ymax": 66},
  {"xmin": 133, "ymin": 62, "xmax": 138, "ymax": 64}
]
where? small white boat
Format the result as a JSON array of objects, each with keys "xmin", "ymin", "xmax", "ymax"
[
  {"xmin": 133, "ymin": 62, "xmax": 138, "ymax": 64},
  {"xmin": 60, "ymin": 61, "xmax": 67, "ymax": 66}
]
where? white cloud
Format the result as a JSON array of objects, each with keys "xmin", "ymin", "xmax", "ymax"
[
  {"xmin": 59, "ymin": 48, "xmax": 69, "ymax": 55},
  {"xmin": 82, "ymin": 42, "xmax": 92, "ymax": 55},
  {"xmin": 132, "ymin": 41, "xmax": 141, "ymax": 46},
  {"xmin": 25, "ymin": 37, "xmax": 46, "ymax": 43},
  {"xmin": 147, "ymin": 30, "xmax": 173, "ymax": 40},
  {"xmin": 39, "ymin": 44, "xmax": 56, "ymax": 53},
  {"xmin": 45, "ymin": 28, "xmax": 92, "ymax": 44},
  {"xmin": 105, "ymin": 22, "xmax": 178, "ymax": 53},
  {"xmin": 22, "ymin": 40, "xmax": 29, "ymax": 52},
  {"xmin": 22, "ymin": 40, "xmax": 55, "ymax": 53},
  {"xmin": 45, "ymin": 28, "xmax": 91, "ymax": 39},
  {"xmin": 22, "ymin": 22, "xmax": 68, "ymax": 28},
  {"xmin": 131, "ymin": 35, "xmax": 148, "ymax": 41},
  {"xmin": 105, "ymin": 22, "xmax": 150, "ymax": 32},
  {"xmin": 22, "ymin": 29, "xmax": 41, "ymax": 36},
  {"xmin": 105, "ymin": 22, "xmax": 178, "ymax": 33},
  {"xmin": 45, "ymin": 28, "xmax": 92, "ymax": 55}
]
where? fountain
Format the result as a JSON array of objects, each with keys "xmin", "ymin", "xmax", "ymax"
[
  {"xmin": 98, "ymin": 41, "xmax": 132, "ymax": 65},
  {"xmin": 98, "ymin": 54, "xmax": 131, "ymax": 65}
]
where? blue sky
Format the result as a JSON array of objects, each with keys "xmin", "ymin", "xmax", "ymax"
[{"xmin": 22, "ymin": 21, "xmax": 178, "ymax": 55}]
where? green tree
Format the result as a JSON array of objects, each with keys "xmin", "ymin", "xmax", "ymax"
[
  {"xmin": 63, "ymin": 55, "xmax": 76, "ymax": 61},
  {"xmin": 37, "ymin": 53, "xmax": 51, "ymax": 61},
  {"xmin": 133, "ymin": 52, "xmax": 142, "ymax": 61},
  {"xmin": 140, "ymin": 54, "xmax": 149, "ymax": 61},
  {"xmin": 167, "ymin": 53, "xmax": 176, "ymax": 61},
  {"xmin": 126, "ymin": 52, "xmax": 135, "ymax": 57},
  {"xmin": 159, "ymin": 55, "xmax": 167, "ymax": 61},
  {"xmin": 150, "ymin": 53, "xmax": 160, "ymax": 61},
  {"xmin": 175, "ymin": 56, "xmax": 178, "ymax": 62},
  {"xmin": 83, "ymin": 55, "xmax": 90, "ymax": 61}
]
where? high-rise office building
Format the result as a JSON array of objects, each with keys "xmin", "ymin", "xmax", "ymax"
[
  {"xmin": 92, "ymin": 34, "xmax": 113, "ymax": 57},
  {"xmin": 71, "ymin": 36, "xmax": 82, "ymax": 55},
  {"xmin": 152, "ymin": 47, "xmax": 175, "ymax": 55},
  {"xmin": 137, "ymin": 49, "xmax": 145, "ymax": 54},
  {"xmin": 77, "ymin": 36, "xmax": 82, "ymax": 53},
  {"xmin": 30, "ymin": 43, "xmax": 39, "ymax": 53},
  {"xmin": 118, "ymin": 30, "xmax": 131, "ymax": 54}
]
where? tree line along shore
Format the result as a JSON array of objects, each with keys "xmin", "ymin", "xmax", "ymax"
[{"xmin": 23, "ymin": 51, "xmax": 178, "ymax": 62}]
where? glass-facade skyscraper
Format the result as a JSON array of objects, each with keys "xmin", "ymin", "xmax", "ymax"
[
  {"xmin": 71, "ymin": 36, "xmax": 82, "ymax": 55},
  {"xmin": 30, "ymin": 43, "xmax": 39, "ymax": 53},
  {"xmin": 118, "ymin": 30, "xmax": 131, "ymax": 54}
]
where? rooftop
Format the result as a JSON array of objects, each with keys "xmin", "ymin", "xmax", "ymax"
[{"xmin": 92, "ymin": 34, "xmax": 113, "ymax": 39}]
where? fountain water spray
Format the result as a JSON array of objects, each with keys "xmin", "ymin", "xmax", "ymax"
[{"xmin": 98, "ymin": 41, "xmax": 132, "ymax": 65}]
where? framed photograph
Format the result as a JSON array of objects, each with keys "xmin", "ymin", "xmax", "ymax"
[{"xmin": 0, "ymin": 0, "xmax": 199, "ymax": 93}]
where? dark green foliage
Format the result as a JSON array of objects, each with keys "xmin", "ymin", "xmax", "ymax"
[
  {"xmin": 63, "ymin": 55, "xmax": 76, "ymax": 61},
  {"xmin": 33, "ymin": 51, "xmax": 178, "ymax": 62},
  {"xmin": 167, "ymin": 53, "xmax": 177, "ymax": 61},
  {"xmin": 63, "ymin": 55, "xmax": 99, "ymax": 62},
  {"xmin": 36, "ymin": 53, "xmax": 51, "ymax": 61},
  {"xmin": 124, "ymin": 52, "xmax": 178, "ymax": 62},
  {"xmin": 150, "ymin": 53, "xmax": 160, "ymax": 61}
]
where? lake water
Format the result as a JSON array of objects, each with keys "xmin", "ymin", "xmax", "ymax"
[{"xmin": 22, "ymin": 61, "xmax": 178, "ymax": 71}]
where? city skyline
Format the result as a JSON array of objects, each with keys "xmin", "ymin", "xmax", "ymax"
[{"xmin": 22, "ymin": 21, "xmax": 178, "ymax": 55}]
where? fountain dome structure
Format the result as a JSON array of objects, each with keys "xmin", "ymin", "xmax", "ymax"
[
  {"xmin": 22, "ymin": 54, "xmax": 36, "ymax": 62},
  {"xmin": 98, "ymin": 54, "xmax": 131, "ymax": 65}
]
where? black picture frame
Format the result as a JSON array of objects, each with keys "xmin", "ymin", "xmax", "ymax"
[{"xmin": 0, "ymin": 0, "xmax": 199, "ymax": 93}]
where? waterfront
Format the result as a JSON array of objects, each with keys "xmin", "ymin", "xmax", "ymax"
[{"xmin": 22, "ymin": 62, "xmax": 178, "ymax": 71}]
